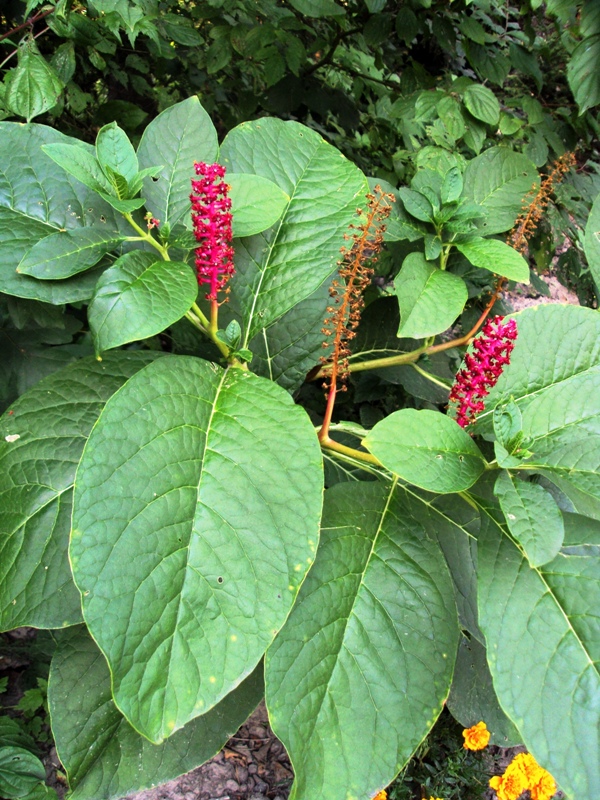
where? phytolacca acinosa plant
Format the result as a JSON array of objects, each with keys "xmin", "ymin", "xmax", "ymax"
[
  {"xmin": 190, "ymin": 162, "xmax": 235, "ymax": 303},
  {"xmin": 449, "ymin": 316, "xmax": 518, "ymax": 428},
  {"xmin": 318, "ymin": 185, "xmax": 395, "ymax": 442}
]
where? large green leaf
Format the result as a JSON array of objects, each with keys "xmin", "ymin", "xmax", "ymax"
[
  {"xmin": 364, "ymin": 409, "xmax": 487, "ymax": 493},
  {"xmin": 455, "ymin": 238, "xmax": 530, "ymax": 283},
  {"xmin": 462, "ymin": 147, "xmax": 539, "ymax": 235},
  {"xmin": 4, "ymin": 38, "xmax": 64, "ymax": 122},
  {"xmin": 220, "ymin": 118, "xmax": 368, "ymax": 347},
  {"xmin": 472, "ymin": 305, "xmax": 600, "ymax": 518},
  {"xmin": 265, "ymin": 481, "xmax": 459, "ymax": 800},
  {"xmin": 0, "ymin": 353, "xmax": 160, "ymax": 631},
  {"xmin": 137, "ymin": 97, "xmax": 219, "ymax": 230},
  {"xmin": 49, "ymin": 626, "xmax": 263, "ymax": 800},
  {"xmin": 88, "ymin": 252, "xmax": 197, "ymax": 354},
  {"xmin": 567, "ymin": 34, "xmax": 600, "ymax": 114},
  {"xmin": 494, "ymin": 471, "xmax": 564, "ymax": 567},
  {"xmin": 0, "ymin": 123, "xmax": 125, "ymax": 303},
  {"xmin": 447, "ymin": 636, "xmax": 522, "ymax": 747},
  {"xmin": 249, "ymin": 278, "xmax": 332, "ymax": 392},
  {"xmin": 477, "ymin": 505, "xmax": 600, "ymax": 799},
  {"xmin": 584, "ymin": 190, "xmax": 600, "ymax": 292},
  {"xmin": 17, "ymin": 228, "xmax": 124, "ymax": 280},
  {"xmin": 70, "ymin": 356, "xmax": 323, "ymax": 743},
  {"xmin": 41, "ymin": 143, "xmax": 114, "ymax": 196},
  {"xmin": 394, "ymin": 253, "xmax": 468, "ymax": 339},
  {"xmin": 227, "ymin": 173, "xmax": 289, "ymax": 238}
]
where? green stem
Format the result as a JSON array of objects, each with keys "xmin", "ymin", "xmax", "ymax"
[
  {"xmin": 347, "ymin": 344, "xmax": 428, "ymax": 373},
  {"xmin": 439, "ymin": 244, "xmax": 452, "ymax": 271},
  {"xmin": 410, "ymin": 362, "xmax": 452, "ymax": 389},
  {"xmin": 319, "ymin": 434, "xmax": 383, "ymax": 466},
  {"xmin": 124, "ymin": 213, "xmax": 170, "ymax": 259},
  {"xmin": 457, "ymin": 490, "xmax": 479, "ymax": 511}
]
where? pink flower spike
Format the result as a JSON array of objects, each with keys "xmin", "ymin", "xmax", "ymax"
[
  {"xmin": 190, "ymin": 162, "xmax": 235, "ymax": 301},
  {"xmin": 449, "ymin": 316, "xmax": 518, "ymax": 428}
]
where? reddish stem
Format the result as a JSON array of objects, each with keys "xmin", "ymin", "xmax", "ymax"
[{"xmin": 0, "ymin": 8, "xmax": 54, "ymax": 43}]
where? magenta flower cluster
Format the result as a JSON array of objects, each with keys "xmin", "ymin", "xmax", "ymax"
[
  {"xmin": 190, "ymin": 162, "xmax": 234, "ymax": 301},
  {"xmin": 449, "ymin": 316, "xmax": 518, "ymax": 428}
]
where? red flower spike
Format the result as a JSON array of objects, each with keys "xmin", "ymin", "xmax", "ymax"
[
  {"xmin": 449, "ymin": 316, "xmax": 518, "ymax": 428},
  {"xmin": 190, "ymin": 162, "xmax": 235, "ymax": 301}
]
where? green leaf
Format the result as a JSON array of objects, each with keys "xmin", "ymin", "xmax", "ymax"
[
  {"xmin": 447, "ymin": 636, "xmax": 522, "ymax": 746},
  {"xmin": 567, "ymin": 34, "xmax": 600, "ymax": 114},
  {"xmin": 462, "ymin": 147, "xmax": 539, "ymax": 235},
  {"xmin": 584, "ymin": 190, "xmax": 600, "ymax": 292},
  {"xmin": 227, "ymin": 173, "xmax": 289, "ymax": 237},
  {"xmin": 0, "ymin": 124, "xmax": 126, "ymax": 304},
  {"xmin": 493, "ymin": 397, "xmax": 523, "ymax": 451},
  {"xmin": 363, "ymin": 409, "xmax": 487, "ymax": 493},
  {"xmin": 464, "ymin": 41, "xmax": 510, "ymax": 86},
  {"xmin": 0, "ymin": 353, "xmax": 160, "ymax": 631},
  {"xmin": 459, "ymin": 17, "xmax": 489, "ymax": 44},
  {"xmin": 42, "ymin": 143, "xmax": 114, "ymax": 196},
  {"xmin": 266, "ymin": 481, "xmax": 459, "ymax": 800},
  {"xmin": 397, "ymin": 187, "xmax": 434, "ymax": 222},
  {"xmin": 127, "ymin": 166, "xmax": 163, "ymax": 199},
  {"xmin": 49, "ymin": 626, "xmax": 263, "ymax": 800},
  {"xmin": 477, "ymin": 505, "xmax": 600, "ymax": 799},
  {"xmin": 472, "ymin": 305, "xmax": 600, "ymax": 519},
  {"xmin": 70, "ymin": 356, "xmax": 323, "ymax": 743},
  {"xmin": 89, "ymin": 252, "xmax": 197, "ymax": 353},
  {"xmin": 17, "ymin": 228, "xmax": 123, "ymax": 280},
  {"xmin": 287, "ymin": 0, "xmax": 345, "ymax": 17},
  {"xmin": 0, "ymin": 719, "xmax": 36, "ymax": 752},
  {"xmin": 96, "ymin": 123, "xmax": 139, "ymax": 183},
  {"xmin": 394, "ymin": 253, "xmax": 468, "ymax": 339},
  {"xmin": 456, "ymin": 238, "xmax": 530, "ymax": 282},
  {"xmin": 463, "ymin": 84, "xmax": 500, "ymax": 126},
  {"xmin": 0, "ymin": 747, "xmax": 46, "ymax": 798},
  {"xmin": 494, "ymin": 471, "xmax": 565, "ymax": 567},
  {"xmin": 248, "ymin": 278, "xmax": 332, "ymax": 392},
  {"xmin": 4, "ymin": 38, "xmax": 64, "ymax": 122},
  {"xmin": 441, "ymin": 167, "xmax": 463, "ymax": 205},
  {"xmin": 220, "ymin": 118, "xmax": 367, "ymax": 347},
  {"xmin": 96, "ymin": 193, "xmax": 146, "ymax": 213},
  {"xmin": 137, "ymin": 97, "xmax": 219, "ymax": 230}
]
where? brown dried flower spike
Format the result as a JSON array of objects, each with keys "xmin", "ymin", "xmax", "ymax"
[
  {"xmin": 507, "ymin": 151, "xmax": 576, "ymax": 256},
  {"xmin": 320, "ymin": 185, "xmax": 395, "ymax": 393}
]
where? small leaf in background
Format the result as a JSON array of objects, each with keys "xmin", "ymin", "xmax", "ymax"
[
  {"xmin": 567, "ymin": 33, "xmax": 600, "ymax": 115},
  {"xmin": 41, "ymin": 143, "xmax": 114, "ymax": 196},
  {"xmin": 494, "ymin": 470, "xmax": 564, "ymax": 567},
  {"xmin": 96, "ymin": 122, "xmax": 138, "ymax": 183},
  {"xmin": 398, "ymin": 187, "xmax": 434, "ymax": 222},
  {"xmin": 394, "ymin": 253, "xmax": 468, "ymax": 339},
  {"xmin": 584, "ymin": 190, "xmax": 600, "ymax": 292},
  {"xmin": 17, "ymin": 229, "xmax": 124, "ymax": 280},
  {"xmin": 456, "ymin": 238, "xmax": 530, "ymax": 283},
  {"xmin": 4, "ymin": 38, "xmax": 64, "ymax": 122},
  {"xmin": 363, "ymin": 409, "xmax": 487, "ymax": 493},
  {"xmin": 493, "ymin": 397, "xmax": 523, "ymax": 451},
  {"xmin": 89, "ymin": 252, "xmax": 198, "ymax": 353},
  {"xmin": 441, "ymin": 166, "xmax": 463, "ymax": 204},
  {"xmin": 287, "ymin": 0, "xmax": 345, "ymax": 17},
  {"xmin": 95, "ymin": 194, "xmax": 146, "ymax": 213},
  {"xmin": 424, "ymin": 233, "xmax": 442, "ymax": 261},
  {"xmin": 463, "ymin": 84, "xmax": 501, "ymax": 126},
  {"xmin": 0, "ymin": 746, "xmax": 46, "ymax": 798},
  {"xmin": 462, "ymin": 147, "xmax": 539, "ymax": 235},
  {"xmin": 226, "ymin": 173, "xmax": 289, "ymax": 237}
]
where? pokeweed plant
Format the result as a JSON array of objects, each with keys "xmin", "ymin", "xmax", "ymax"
[{"xmin": 0, "ymin": 96, "xmax": 599, "ymax": 800}]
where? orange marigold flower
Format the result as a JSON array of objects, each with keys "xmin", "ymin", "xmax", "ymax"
[
  {"xmin": 372, "ymin": 792, "xmax": 387, "ymax": 800},
  {"xmin": 489, "ymin": 767, "xmax": 528, "ymax": 800},
  {"xmin": 490, "ymin": 752, "xmax": 557, "ymax": 800},
  {"xmin": 462, "ymin": 720, "xmax": 490, "ymax": 750}
]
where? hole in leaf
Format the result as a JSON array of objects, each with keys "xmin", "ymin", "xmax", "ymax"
[{"xmin": 217, "ymin": 576, "xmax": 224, "ymax": 584}]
